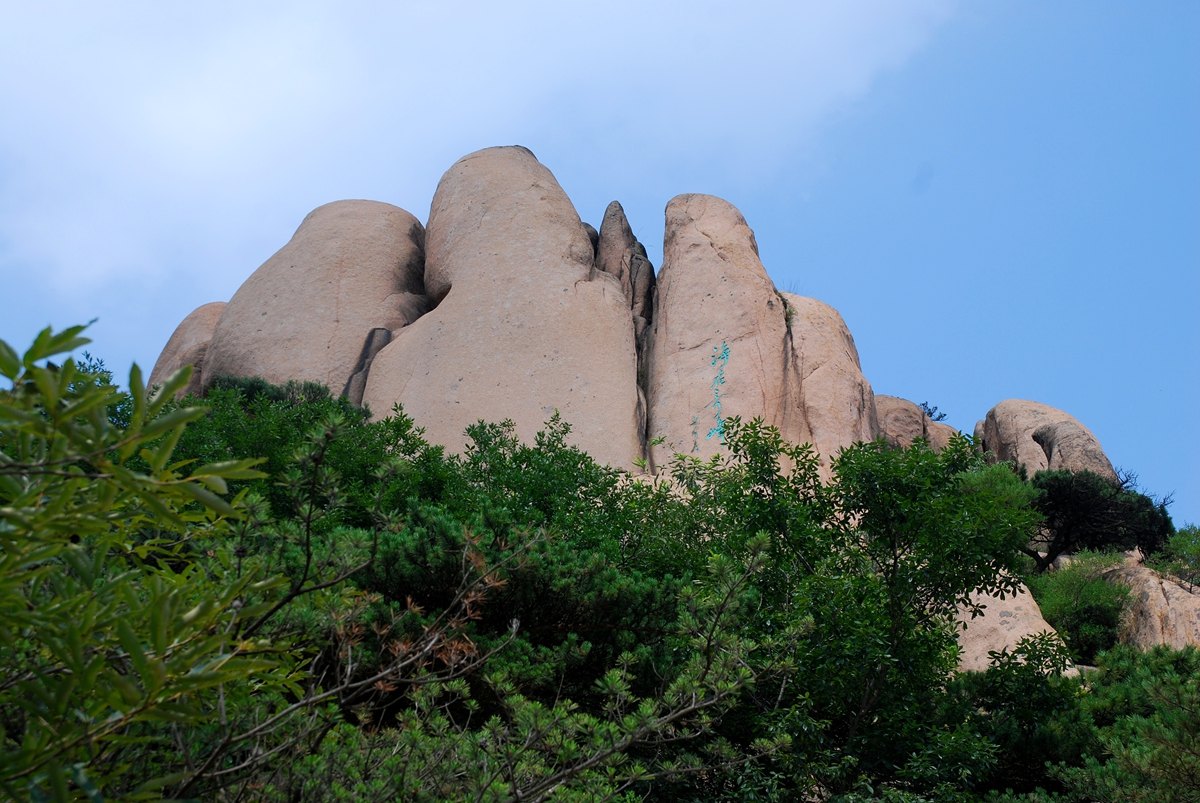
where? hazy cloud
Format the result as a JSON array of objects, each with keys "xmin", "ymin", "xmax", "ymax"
[{"xmin": 0, "ymin": 1, "xmax": 954, "ymax": 295}]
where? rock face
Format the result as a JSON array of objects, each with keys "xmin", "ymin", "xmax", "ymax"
[
  {"xmin": 644, "ymin": 194, "xmax": 792, "ymax": 467},
  {"xmin": 596, "ymin": 201, "xmax": 656, "ymax": 438},
  {"xmin": 1104, "ymin": 564, "xmax": 1200, "ymax": 650},
  {"xmin": 149, "ymin": 301, "xmax": 226, "ymax": 396},
  {"xmin": 779, "ymin": 294, "xmax": 879, "ymax": 473},
  {"xmin": 149, "ymin": 146, "xmax": 1121, "ymax": 493},
  {"xmin": 956, "ymin": 584, "xmax": 1064, "ymax": 672},
  {"xmin": 975, "ymin": 400, "xmax": 1116, "ymax": 479},
  {"xmin": 361, "ymin": 146, "xmax": 645, "ymax": 471},
  {"xmin": 203, "ymin": 200, "xmax": 428, "ymax": 396},
  {"xmin": 596, "ymin": 201, "xmax": 655, "ymax": 339},
  {"xmin": 876, "ymin": 395, "xmax": 957, "ymax": 452}
]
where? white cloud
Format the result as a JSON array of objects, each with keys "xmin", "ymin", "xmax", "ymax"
[{"xmin": 0, "ymin": 0, "xmax": 955, "ymax": 303}]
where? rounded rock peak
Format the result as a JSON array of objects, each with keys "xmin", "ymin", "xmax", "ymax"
[
  {"xmin": 663, "ymin": 193, "xmax": 762, "ymax": 267},
  {"xmin": 978, "ymin": 398, "xmax": 1116, "ymax": 479},
  {"xmin": 297, "ymin": 198, "xmax": 418, "ymax": 225},
  {"xmin": 455, "ymin": 144, "xmax": 538, "ymax": 163},
  {"xmin": 424, "ymin": 145, "xmax": 591, "ymax": 301},
  {"xmin": 201, "ymin": 198, "xmax": 428, "ymax": 395},
  {"xmin": 149, "ymin": 301, "xmax": 227, "ymax": 395}
]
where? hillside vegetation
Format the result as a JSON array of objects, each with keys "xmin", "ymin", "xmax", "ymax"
[{"xmin": 1, "ymin": 327, "xmax": 1196, "ymax": 802}]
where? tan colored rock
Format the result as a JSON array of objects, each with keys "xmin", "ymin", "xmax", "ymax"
[
  {"xmin": 956, "ymin": 583, "xmax": 1064, "ymax": 672},
  {"xmin": 1032, "ymin": 420, "xmax": 1115, "ymax": 478},
  {"xmin": 149, "ymin": 302, "xmax": 227, "ymax": 396},
  {"xmin": 976, "ymin": 399, "xmax": 1116, "ymax": 479},
  {"xmin": 643, "ymin": 195, "xmax": 878, "ymax": 475},
  {"xmin": 596, "ymin": 200, "xmax": 637, "ymax": 302},
  {"xmin": 645, "ymin": 194, "xmax": 791, "ymax": 467},
  {"xmin": 927, "ymin": 420, "xmax": 958, "ymax": 452},
  {"xmin": 876, "ymin": 395, "xmax": 958, "ymax": 452},
  {"xmin": 597, "ymin": 200, "xmax": 656, "ymax": 343},
  {"xmin": 1104, "ymin": 564, "xmax": 1200, "ymax": 650},
  {"xmin": 362, "ymin": 146, "xmax": 644, "ymax": 471},
  {"xmin": 630, "ymin": 244, "xmax": 655, "ymax": 336},
  {"xmin": 203, "ymin": 200, "xmax": 428, "ymax": 396},
  {"xmin": 779, "ymin": 294, "xmax": 879, "ymax": 474}
]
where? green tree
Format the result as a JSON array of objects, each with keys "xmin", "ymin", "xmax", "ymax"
[
  {"xmin": 1026, "ymin": 470, "xmax": 1173, "ymax": 573},
  {"xmin": 654, "ymin": 425, "xmax": 1041, "ymax": 799},
  {"xmin": 795, "ymin": 437, "xmax": 1039, "ymax": 793},
  {"xmin": 0, "ymin": 326, "xmax": 274, "ymax": 797},
  {"xmin": 1148, "ymin": 524, "xmax": 1200, "ymax": 587},
  {"xmin": 1054, "ymin": 646, "xmax": 1200, "ymax": 802},
  {"xmin": 945, "ymin": 633, "xmax": 1093, "ymax": 796}
]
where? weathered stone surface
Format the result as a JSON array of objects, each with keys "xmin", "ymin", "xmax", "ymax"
[
  {"xmin": 956, "ymin": 584, "xmax": 1064, "ymax": 672},
  {"xmin": 582, "ymin": 222, "xmax": 599, "ymax": 257},
  {"xmin": 596, "ymin": 201, "xmax": 656, "ymax": 341},
  {"xmin": 630, "ymin": 247, "xmax": 655, "ymax": 338},
  {"xmin": 645, "ymin": 194, "xmax": 790, "ymax": 467},
  {"xmin": 362, "ymin": 146, "xmax": 644, "ymax": 471},
  {"xmin": 876, "ymin": 395, "xmax": 958, "ymax": 452},
  {"xmin": 643, "ymin": 194, "xmax": 878, "ymax": 474},
  {"xmin": 203, "ymin": 200, "xmax": 428, "ymax": 395},
  {"xmin": 1032, "ymin": 420, "xmax": 1116, "ymax": 478},
  {"xmin": 1104, "ymin": 564, "xmax": 1200, "ymax": 650},
  {"xmin": 779, "ymin": 294, "xmax": 879, "ymax": 474},
  {"xmin": 976, "ymin": 399, "xmax": 1116, "ymax": 479},
  {"xmin": 343, "ymin": 327, "xmax": 392, "ymax": 407},
  {"xmin": 149, "ymin": 301, "xmax": 226, "ymax": 397},
  {"xmin": 597, "ymin": 201, "xmax": 637, "ymax": 301},
  {"xmin": 927, "ymin": 420, "xmax": 958, "ymax": 452}
]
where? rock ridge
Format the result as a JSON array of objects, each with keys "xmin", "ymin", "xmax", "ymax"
[{"xmin": 151, "ymin": 145, "xmax": 1121, "ymax": 495}]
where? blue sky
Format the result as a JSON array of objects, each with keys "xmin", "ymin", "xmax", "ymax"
[{"xmin": 2, "ymin": 2, "xmax": 1196, "ymax": 524}]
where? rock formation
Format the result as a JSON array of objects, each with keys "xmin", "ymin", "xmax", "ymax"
[
  {"xmin": 150, "ymin": 146, "xmax": 1121, "ymax": 499},
  {"xmin": 1104, "ymin": 563, "xmax": 1200, "ymax": 650},
  {"xmin": 149, "ymin": 301, "xmax": 226, "ymax": 396},
  {"xmin": 644, "ymin": 194, "xmax": 792, "ymax": 467},
  {"xmin": 778, "ymin": 294, "xmax": 879, "ymax": 474},
  {"xmin": 360, "ymin": 146, "xmax": 645, "ymax": 471},
  {"xmin": 975, "ymin": 399, "xmax": 1116, "ymax": 480},
  {"xmin": 202, "ymin": 200, "xmax": 428, "ymax": 398},
  {"xmin": 956, "ymin": 584, "xmax": 1065, "ymax": 672},
  {"xmin": 595, "ymin": 200, "xmax": 656, "ymax": 438},
  {"xmin": 876, "ymin": 395, "xmax": 957, "ymax": 452}
]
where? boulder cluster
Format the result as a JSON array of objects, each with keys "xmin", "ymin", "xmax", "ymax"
[
  {"xmin": 154, "ymin": 146, "xmax": 1189, "ymax": 664},
  {"xmin": 152, "ymin": 146, "xmax": 1115, "ymax": 482}
]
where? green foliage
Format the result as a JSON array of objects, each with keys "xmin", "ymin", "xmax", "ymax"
[
  {"xmin": 1027, "ymin": 470, "xmax": 1174, "ymax": 572},
  {"xmin": 0, "ymin": 330, "xmax": 773, "ymax": 799},
  {"xmin": 791, "ymin": 437, "xmax": 1037, "ymax": 792},
  {"xmin": 1025, "ymin": 552, "xmax": 1131, "ymax": 664},
  {"xmin": 0, "ymin": 326, "xmax": 278, "ymax": 798},
  {"xmin": 656, "ymin": 427, "xmax": 1039, "ymax": 798},
  {"xmin": 918, "ymin": 401, "xmax": 947, "ymax": 422},
  {"xmin": 945, "ymin": 633, "xmax": 1092, "ymax": 796},
  {"xmin": 264, "ymin": 543, "xmax": 774, "ymax": 800},
  {"xmin": 1147, "ymin": 523, "xmax": 1200, "ymax": 587},
  {"xmin": 1053, "ymin": 646, "xmax": 1200, "ymax": 802},
  {"xmin": 170, "ymin": 376, "xmax": 434, "ymax": 526},
  {"xmin": 15, "ymin": 327, "xmax": 1196, "ymax": 800}
]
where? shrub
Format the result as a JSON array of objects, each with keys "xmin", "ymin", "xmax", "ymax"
[
  {"xmin": 0, "ymin": 327, "xmax": 282, "ymax": 797},
  {"xmin": 1026, "ymin": 551, "xmax": 1130, "ymax": 665},
  {"xmin": 1147, "ymin": 524, "xmax": 1200, "ymax": 587}
]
